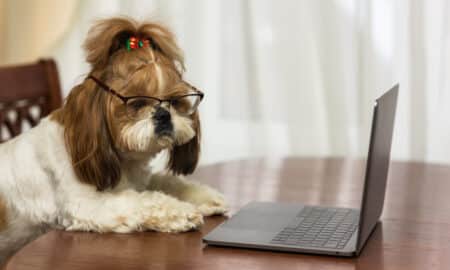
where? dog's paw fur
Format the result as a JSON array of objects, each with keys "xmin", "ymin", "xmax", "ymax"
[
  {"xmin": 197, "ymin": 195, "xmax": 228, "ymax": 216},
  {"xmin": 178, "ymin": 184, "xmax": 229, "ymax": 216},
  {"xmin": 141, "ymin": 193, "xmax": 204, "ymax": 233}
]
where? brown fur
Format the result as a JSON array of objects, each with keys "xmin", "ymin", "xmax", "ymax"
[
  {"xmin": 84, "ymin": 17, "xmax": 184, "ymax": 70},
  {"xmin": 167, "ymin": 111, "xmax": 201, "ymax": 175},
  {"xmin": 0, "ymin": 196, "xmax": 8, "ymax": 231},
  {"xmin": 51, "ymin": 81, "xmax": 120, "ymax": 191},
  {"xmin": 51, "ymin": 17, "xmax": 201, "ymax": 190}
]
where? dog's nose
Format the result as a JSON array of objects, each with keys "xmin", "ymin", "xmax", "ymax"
[{"xmin": 153, "ymin": 107, "xmax": 171, "ymax": 122}]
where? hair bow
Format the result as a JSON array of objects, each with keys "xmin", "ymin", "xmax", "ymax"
[{"xmin": 126, "ymin": 37, "xmax": 150, "ymax": 51}]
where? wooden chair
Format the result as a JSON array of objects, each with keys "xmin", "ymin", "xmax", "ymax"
[{"xmin": 0, "ymin": 59, "xmax": 63, "ymax": 143}]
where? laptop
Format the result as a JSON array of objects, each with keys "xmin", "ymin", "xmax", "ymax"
[{"xmin": 203, "ymin": 85, "xmax": 399, "ymax": 257}]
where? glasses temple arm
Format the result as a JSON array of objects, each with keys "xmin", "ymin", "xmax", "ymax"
[{"xmin": 88, "ymin": 75, "xmax": 127, "ymax": 101}]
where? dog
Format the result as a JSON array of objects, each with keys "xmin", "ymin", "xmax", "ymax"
[{"xmin": 0, "ymin": 17, "xmax": 227, "ymax": 263}]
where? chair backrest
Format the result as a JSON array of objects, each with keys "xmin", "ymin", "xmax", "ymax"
[{"xmin": 0, "ymin": 59, "xmax": 63, "ymax": 143}]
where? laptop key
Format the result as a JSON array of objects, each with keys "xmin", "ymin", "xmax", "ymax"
[
  {"xmin": 324, "ymin": 241, "xmax": 338, "ymax": 248},
  {"xmin": 285, "ymin": 239, "xmax": 299, "ymax": 245},
  {"xmin": 313, "ymin": 240, "xmax": 326, "ymax": 246}
]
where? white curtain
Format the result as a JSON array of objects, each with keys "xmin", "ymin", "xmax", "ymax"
[{"xmin": 42, "ymin": 0, "xmax": 450, "ymax": 164}]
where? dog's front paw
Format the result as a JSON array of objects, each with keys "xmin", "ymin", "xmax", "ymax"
[
  {"xmin": 142, "ymin": 193, "xmax": 204, "ymax": 233},
  {"xmin": 179, "ymin": 185, "xmax": 229, "ymax": 216},
  {"xmin": 197, "ymin": 192, "xmax": 229, "ymax": 216}
]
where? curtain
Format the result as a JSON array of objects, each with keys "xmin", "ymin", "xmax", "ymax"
[{"xmin": 2, "ymin": 0, "xmax": 450, "ymax": 165}]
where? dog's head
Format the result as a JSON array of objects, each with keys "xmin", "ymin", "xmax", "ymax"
[{"xmin": 53, "ymin": 17, "xmax": 202, "ymax": 190}]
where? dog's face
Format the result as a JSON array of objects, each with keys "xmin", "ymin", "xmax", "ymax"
[
  {"xmin": 105, "ymin": 49, "xmax": 198, "ymax": 156},
  {"xmin": 52, "ymin": 18, "xmax": 201, "ymax": 190}
]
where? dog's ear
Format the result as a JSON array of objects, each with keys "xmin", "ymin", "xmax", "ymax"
[
  {"xmin": 167, "ymin": 112, "xmax": 201, "ymax": 175},
  {"xmin": 84, "ymin": 17, "xmax": 136, "ymax": 69},
  {"xmin": 51, "ymin": 79, "xmax": 121, "ymax": 191}
]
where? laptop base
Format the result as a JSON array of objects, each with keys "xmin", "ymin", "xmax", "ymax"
[{"xmin": 203, "ymin": 201, "xmax": 359, "ymax": 257}]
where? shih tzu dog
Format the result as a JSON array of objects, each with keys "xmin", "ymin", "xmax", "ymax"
[{"xmin": 0, "ymin": 17, "xmax": 227, "ymax": 262}]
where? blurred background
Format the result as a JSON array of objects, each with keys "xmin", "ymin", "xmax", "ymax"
[{"xmin": 1, "ymin": 0, "xmax": 449, "ymax": 165}]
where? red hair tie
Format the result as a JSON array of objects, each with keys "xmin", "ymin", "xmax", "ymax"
[{"xmin": 126, "ymin": 37, "xmax": 150, "ymax": 51}]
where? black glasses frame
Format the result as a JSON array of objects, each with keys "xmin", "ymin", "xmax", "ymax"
[{"xmin": 88, "ymin": 75, "xmax": 204, "ymax": 110}]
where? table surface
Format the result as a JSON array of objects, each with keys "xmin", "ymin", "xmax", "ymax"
[{"xmin": 4, "ymin": 157, "xmax": 450, "ymax": 270}]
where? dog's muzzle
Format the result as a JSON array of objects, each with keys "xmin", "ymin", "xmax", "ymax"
[{"xmin": 153, "ymin": 107, "xmax": 173, "ymax": 136}]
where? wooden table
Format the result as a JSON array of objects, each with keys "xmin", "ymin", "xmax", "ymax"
[{"xmin": 4, "ymin": 157, "xmax": 450, "ymax": 269}]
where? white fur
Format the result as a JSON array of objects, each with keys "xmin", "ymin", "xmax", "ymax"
[
  {"xmin": 120, "ymin": 118, "xmax": 156, "ymax": 151},
  {"xmin": 0, "ymin": 117, "xmax": 228, "ymax": 263},
  {"xmin": 119, "ymin": 111, "xmax": 195, "ymax": 152}
]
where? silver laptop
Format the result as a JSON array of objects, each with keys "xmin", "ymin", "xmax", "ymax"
[{"xmin": 203, "ymin": 85, "xmax": 399, "ymax": 257}]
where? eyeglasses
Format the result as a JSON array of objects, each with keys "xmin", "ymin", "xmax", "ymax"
[{"xmin": 88, "ymin": 75, "xmax": 204, "ymax": 119}]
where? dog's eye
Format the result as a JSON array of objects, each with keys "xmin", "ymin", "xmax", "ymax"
[
  {"xmin": 171, "ymin": 95, "xmax": 201, "ymax": 115},
  {"xmin": 171, "ymin": 98, "xmax": 189, "ymax": 112},
  {"xmin": 127, "ymin": 98, "xmax": 156, "ymax": 112}
]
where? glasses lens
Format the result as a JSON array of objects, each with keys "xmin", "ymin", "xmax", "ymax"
[
  {"xmin": 126, "ymin": 97, "xmax": 159, "ymax": 119},
  {"xmin": 171, "ymin": 95, "xmax": 201, "ymax": 115}
]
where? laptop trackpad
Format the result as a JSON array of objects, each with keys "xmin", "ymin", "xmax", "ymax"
[{"xmin": 223, "ymin": 202, "xmax": 303, "ymax": 232}]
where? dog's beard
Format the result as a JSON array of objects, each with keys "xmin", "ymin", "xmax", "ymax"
[{"xmin": 118, "ymin": 115, "xmax": 195, "ymax": 154}]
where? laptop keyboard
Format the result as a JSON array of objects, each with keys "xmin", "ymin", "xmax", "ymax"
[{"xmin": 271, "ymin": 206, "xmax": 359, "ymax": 249}]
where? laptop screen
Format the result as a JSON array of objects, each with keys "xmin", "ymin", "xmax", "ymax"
[{"xmin": 356, "ymin": 85, "xmax": 399, "ymax": 253}]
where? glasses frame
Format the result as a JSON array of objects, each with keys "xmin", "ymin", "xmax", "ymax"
[{"xmin": 88, "ymin": 75, "xmax": 204, "ymax": 115}]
